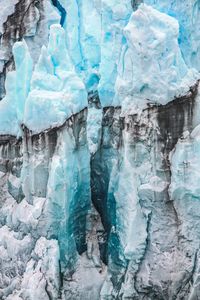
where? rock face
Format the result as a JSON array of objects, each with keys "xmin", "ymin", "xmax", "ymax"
[{"xmin": 0, "ymin": 1, "xmax": 200, "ymax": 300}]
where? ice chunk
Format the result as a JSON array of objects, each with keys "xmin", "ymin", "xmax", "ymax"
[
  {"xmin": 21, "ymin": 237, "xmax": 60, "ymax": 300},
  {"xmin": 24, "ymin": 24, "xmax": 88, "ymax": 133},
  {"xmin": 98, "ymin": 0, "xmax": 132, "ymax": 106},
  {"xmin": 144, "ymin": 0, "xmax": 200, "ymax": 72},
  {"xmin": 59, "ymin": 0, "xmax": 101, "ymax": 90},
  {"xmin": 0, "ymin": 24, "xmax": 87, "ymax": 135},
  {"xmin": 0, "ymin": 40, "xmax": 33, "ymax": 136},
  {"xmin": 114, "ymin": 4, "xmax": 198, "ymax": 111},
  {"xmin": 13, "ymin": 41, "xmax": 33, "ymax": 121}
]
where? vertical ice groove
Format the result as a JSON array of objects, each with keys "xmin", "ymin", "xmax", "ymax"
[
  {"xmin": 75, "ymin": 0, "xmax": 84, "ymax": 71},
  {"xmin": 51, "ymin": 0, "xmax": 66, "ymax": 27}
]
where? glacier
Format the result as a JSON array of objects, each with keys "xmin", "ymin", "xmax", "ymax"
[{"xmin": 0, "ymin": 0, "xmax": 200, "ymax": 300}]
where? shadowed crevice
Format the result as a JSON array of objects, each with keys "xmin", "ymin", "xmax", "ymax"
[{"xmin": 51, "ymin": 0, "xmax": 66, "ymax": 27}]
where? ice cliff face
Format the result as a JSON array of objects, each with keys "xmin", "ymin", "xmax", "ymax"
[{"xmin": 1, "ymin": 1, "xmax": 200, "ymax": 300}]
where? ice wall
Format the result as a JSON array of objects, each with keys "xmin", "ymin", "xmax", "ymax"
[
  {"xmin": 0, "ymin": 1, "xmax": 200, "ymax": 300},
  {"xmin": 0, "ymin": 110, "xmax": 93, "ymax": 299},
  {"xmin": 1, "ymin": 2, "xmax": 199, "ymax": 136},
  {"xmin": 94, "ymin": 83, "xmax": 199, "ymax": 299}
]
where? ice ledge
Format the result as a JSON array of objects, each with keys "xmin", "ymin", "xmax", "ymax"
[{"xmin": 0, "ymin": 80, "xmax": 199, "ymax": 142}]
